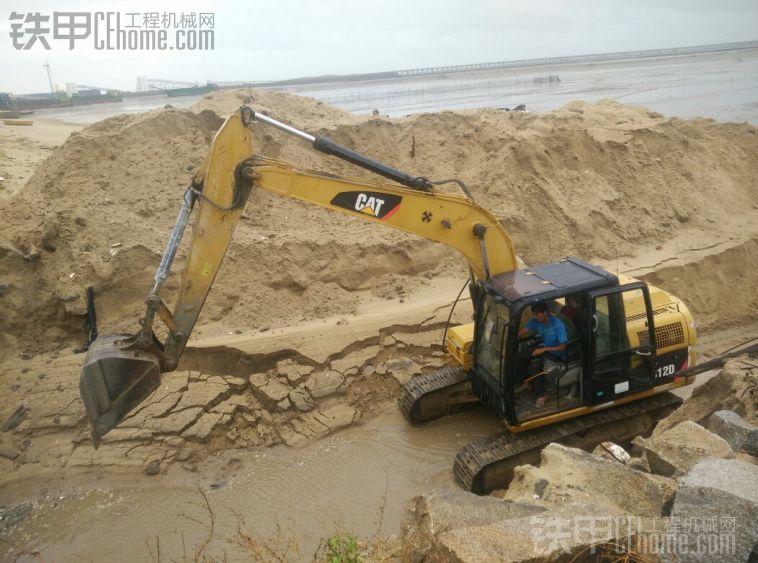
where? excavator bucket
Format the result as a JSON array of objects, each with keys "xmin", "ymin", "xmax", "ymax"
[{"xmin": 79, "ymin": 334, "xmax": 163, "ymax": 445}]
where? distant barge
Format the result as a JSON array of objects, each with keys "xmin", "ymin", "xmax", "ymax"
[
  {"xmin": 0, "ymin": 90, "xmax": 122, "ymax": 111},
  {"xmin": 165, "ymin": 84, "xmax": 218, "ymax": 97}
]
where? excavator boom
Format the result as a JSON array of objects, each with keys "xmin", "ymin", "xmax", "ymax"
[{"xmin": 80, "ymin": 107, "xmax": 517, "ymax": 443}]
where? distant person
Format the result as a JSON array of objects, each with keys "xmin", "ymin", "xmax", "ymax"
[{"xmin": 519, "ymin": 302, "xmax": 568, "ymax": 408}]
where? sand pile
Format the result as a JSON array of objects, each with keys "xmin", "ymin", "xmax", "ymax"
[
  {"xmin": 192, "ymin": 88, "xmax": 363, "ymax": 129},
  {"xmin": 1, "ymin": 92, "xmax": 756, "ymax": 361},
  {"xmin": 302, "ymin": 100, "xmax": 758, "ymax": 263},
  {"xmin": 641, "ymin": 237, "xmax": 758, "ymax": 330}
]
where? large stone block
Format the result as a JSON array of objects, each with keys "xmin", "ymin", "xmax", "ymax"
[
  {"xmin": 428, "ymin": 502, "xmax": 636, "ymax": 563},
  {"xmin": 707, "ymin": 410, "xmax": 758, "ymax": 456},
  {"xmin": 402, "ymin": 491, "xmax": 546, "ymax": 562},
  {"xmin": 642, "ymin": 421, "xmax": 734, "ymax": 477},
  {"xmin": 504, "ymin": 443, "xmax": 677, "ymax": 517},
  {"xmin": 668, "ymin": 457, "xmax": 758, "ymax": 563}
]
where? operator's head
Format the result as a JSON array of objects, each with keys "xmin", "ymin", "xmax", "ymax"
[{"xmin": 530, "ymin": 302, "xmax": 549, "ymax": 320}]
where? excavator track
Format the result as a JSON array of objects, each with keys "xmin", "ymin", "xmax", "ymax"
[
  {"xmin": 398, "ymin": 366, "xmax": 478, "ymax": 423},
  {"xmin": 454, "ymin": 391, "xmax": 682, "ymax": 494}
]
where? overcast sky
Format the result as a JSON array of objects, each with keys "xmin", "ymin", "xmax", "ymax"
[{"xmin": 1, "ymin": 0, "xmax": 756, "ymax": 94}]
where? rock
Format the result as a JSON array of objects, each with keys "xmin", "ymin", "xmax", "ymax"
[
  {"xmin": 276, "ymin": 359, "xmax": 312, "ymax": 384},
  {"xmin": 226, "ymin": 427, "xmax": 238, "ymax": 442},
  {"xmin": 592, "ymin": 442, "xmax": 632, "ymax": 464},
  {"xmin": 642, "ymin": 421, "xmax": 734, "ymax": 477},
  {"xmin": 122, "ymin": 372, "xmax": 190, "ymax": 427},
  {"xmin": 1, "ymin": 406, "xmax": 28, "ymax": 432},
  {"xmin": 221, "ymin": 375, "xmax": 248, "ymax": 392},
  {"xmin": 329, "ymin": 346, "xmax": 380, "ymax": 375},
  {"xmin": 707, "ymin": 410, "xmax": 758, "ymax": 456},
  {"xmin": 144, "ymin": 460, "xmax": 160, "ymax": 475},
  {"xmin": 258, "ymin": 378, "xmax": 291, "ymax": 405},
  {"xmin": 181, "ymin": 412, "xmax": 224, "ymax": 440},
  {"xmin": 289, "ymin": 388, "xmax": 314, "ymax": 412},
  {"xmin": 174, "ymin": 375, "xmax": 229, "ymax": 411},
  {"xmin": 0, "ymin": 448, "xmax": 19, "ymax": 460},
  {"xmin": 281, "ymin": 404, "xmax": 357, "ymax": 446},
  {"xmin": 145, "ymin": 407, "xmax": 203, "ymax": 434},
  {"xmin": 212, "ymin": 394, "xmax": 256, "ymax": 416},
  {"xmin": 305, "ymin": 370, "xmax": 344, "ymax": 398},
  {"xmin": 428, "ymin": 502, "xmax": 634, "ymax": 563},
  {"xmin": 652, "ymin": 358, "xmax": 757, "ymax": 437},
  {"xmin": 248, "ymin": 372, "xmax": 268, "ymax": 388},
  {"xmin": 503, "ymin": 443, "xmax": 677, "ymax": 517},
  {"xmin": 669, "ymin": 457, "xmax": 758, "ymax": 563},
  {"xmin": 627, "ymin": 455, "xmax": 651, "ymax": 473},
  {"xmin": 402, "ymin": 492, "xmax": 546, "ymax": 562}
]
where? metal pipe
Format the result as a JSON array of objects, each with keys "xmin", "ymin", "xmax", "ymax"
[
  {"xmin": 251, "ymin": 109, "xmax": 432, "ymax": 191},
  {"xmin": 252, "ymin": 111, "xmax": 316, "ymax": 142},
  {"xmin": 151, "ymin": 187, "xmax": 195, "ymax": 294}
]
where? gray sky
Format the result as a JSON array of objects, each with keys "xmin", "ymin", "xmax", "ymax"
[{"xmin": 1, "ymin": 0, "xmax": 757, "ymax": 93}]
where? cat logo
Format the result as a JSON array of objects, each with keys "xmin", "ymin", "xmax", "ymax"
[
  {"xmin": 330, "ymin": 191, "xmax": 402, "ymax": 220},
  {"xmin": 355, "ymin": 193, "xmax": 385, "ymax": 216}
]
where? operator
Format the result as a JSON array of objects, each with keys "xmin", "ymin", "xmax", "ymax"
[{"xmin": 518, "ymin": 302, "xmax": 568, "ymax": 408}]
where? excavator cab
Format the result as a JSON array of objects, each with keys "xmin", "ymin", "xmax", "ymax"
[{"xmin": 468, "ymin": 257, "xmax": 669, "ymax": 431}]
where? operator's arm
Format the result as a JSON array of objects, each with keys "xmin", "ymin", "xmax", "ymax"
[
  {"xmin": 532, "ymin": 318, "xmax": 568, "ymax": 357},
  {"xmin": 533, "ymin": 342, "xmax": 567, "ymax": 356}
]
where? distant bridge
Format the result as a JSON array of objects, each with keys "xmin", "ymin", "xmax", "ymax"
[
  {"xmin": 146, "ymin": 39, "xmax": 758, "ymax": 94},
  {"xmin": 212, "ymin": 39, "xmax": 758, "ymax": 89},
  {"xmin": 394, "ymin": 40, "xmax": 758, "ymax": 77}
]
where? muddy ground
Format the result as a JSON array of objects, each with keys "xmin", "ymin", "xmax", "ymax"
[{"xmin": 0, "ymin": 90, "xmax": 757, "ymax": 560}]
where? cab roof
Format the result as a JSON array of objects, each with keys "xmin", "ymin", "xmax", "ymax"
[{"xmin": 483, "ymin": 257, "xmax": 618, "ymax": 308}]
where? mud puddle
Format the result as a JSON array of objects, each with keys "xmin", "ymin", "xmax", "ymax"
[{"xmin": 1, "ymin": 406, "xmax": 501, "ymax": 561}]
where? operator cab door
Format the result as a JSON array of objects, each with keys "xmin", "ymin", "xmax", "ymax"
[{"xmin": 588, "ymin": 283, "xmax": 656, "ymax": 405}]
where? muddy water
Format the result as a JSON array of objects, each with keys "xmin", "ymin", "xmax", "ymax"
[{"xmin": 1, "ymin": 406, "xmax": 502, "ymax": 561}]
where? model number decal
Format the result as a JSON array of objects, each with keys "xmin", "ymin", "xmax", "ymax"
[
  {"xmin": 655, "ymin": 364, "xmax": 675, "ymax": 378},
  {"xmin": 330, "ymin": 191, "xmax": 402, "ymax": 220}
]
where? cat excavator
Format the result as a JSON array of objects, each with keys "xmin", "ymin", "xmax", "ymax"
[{"xmin": 80, "ymin": 107, "xmax": 746, "ymax": 493}]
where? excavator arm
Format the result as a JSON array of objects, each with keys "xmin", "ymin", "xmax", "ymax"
[{"xmin": 80, "ymin": 107, "xmax": 517, "ymax": 443}]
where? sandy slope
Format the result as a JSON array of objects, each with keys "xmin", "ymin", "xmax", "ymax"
[{"xmin": 0, "ymin": 91, "xmax": 756, "ymax": 364}]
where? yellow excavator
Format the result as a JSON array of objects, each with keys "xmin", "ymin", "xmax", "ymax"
[{"xmin": 79, "ymin": 107, "xmax": 745, "ymax": 493}]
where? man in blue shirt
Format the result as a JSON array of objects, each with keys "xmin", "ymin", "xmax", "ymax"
[{"xmin": 519, "ymin": 302, "xmax": 568, "ymax": 408}]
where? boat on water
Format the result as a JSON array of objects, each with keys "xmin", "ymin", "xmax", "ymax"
[
  {"xmin": 0, "ymin": 90, "xmax": 122, "ymax": 111},
  {"xmin": 165, "ymin": 84, "xmax": 218, "ymax": 97},
  {"xmin": 70, "ymin": 89, "xmax": 123, "ymax": 105}
]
